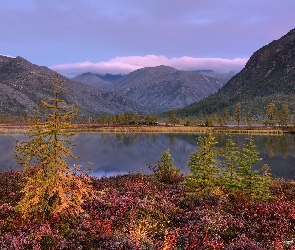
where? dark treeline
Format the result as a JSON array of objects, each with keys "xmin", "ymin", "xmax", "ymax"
[{"xmin": 0, "ymin": 101, "xmax": 293, "ymax": 128}]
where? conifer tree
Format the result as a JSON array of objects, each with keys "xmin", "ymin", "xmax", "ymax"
[
  {"xmin": 145, "ymin": 113, "xmax": 152, "ymax": 124},
  {"xmin": 220, "ymin": 136, "xmax": 241, "ymax": 192},
  {"xmin": 150, "ymin": 112, "xmax": 158, "ymax": 125},
  {"xmin": 278, "ymin": 105, "xmax": 290, "ymax": 127},
  {"xmin": 132, "ymin": 111, "xmax": 140, "ymax": 124},
  {"xmin": 265, "ymin": 102, "xmax": 277, "ymax": 126},
  {"xmin": 150, "ymin": 149, "xmax": 181, "ymax": 184},
  {"xmin": 123, "ymin": 110, "xmax": 132, "ymax": 124},
  {"xmin": 222, "ymin": 108, "xmax": 231, "ymax": 125},
  {"xmin": 235, "ymin": 102, "xmax": 241, "ymax": 128},
  {"xmin": 246, "ymin": 107, "xmax": 252, "ymax": 128},
  {"xmin": 237, "ymin": 137, "xmax": 271, "ymax": 200},
  {"xmin": 14, "ymin": 73, "xmax": 91, "ymax": 220},
  {"xmin": 205, "ymin": 115, "xmax": 214, "ymax": 126},
  {"xmin": 184, "ymin": 133, "xmax": 220, "ymax": 195},
  {"xmin": 217, "ymin": 114, "xmax": 225, "ymax": 126},
  {"xmin": 168, "ymin": 109, "xmax": 178, "ymax": 125}
]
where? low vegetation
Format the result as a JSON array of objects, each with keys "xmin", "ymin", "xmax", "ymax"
[{"xmin": 1, "ymin": 170, "xmax": 295, "ymax": 249}]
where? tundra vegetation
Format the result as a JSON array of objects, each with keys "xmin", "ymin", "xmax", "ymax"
[{"xmin": 0, "ymin": 75, "xmax": 295, "ymax": 249}]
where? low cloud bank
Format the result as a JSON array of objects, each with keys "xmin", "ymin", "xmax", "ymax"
[
  {"xmin": 50, "ymin": 55, "xmax": 248, "ymax": 77},
  {"xmin": 0, "ymin": 54, "xmax": 15, "ymax": 58}
]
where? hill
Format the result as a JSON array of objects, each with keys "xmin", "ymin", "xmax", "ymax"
[
  {"xmin": 0, "ymin": 56, "xmax": 142, "ymax": 116},
  {"xmin": 176, "ymin": 28, "xmax": 295, "ymax": 118}
]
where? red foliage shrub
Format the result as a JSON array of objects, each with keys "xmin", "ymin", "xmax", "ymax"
[{"xmin": 1, "ymin": 171, "xmax": 295, "ymax": 249}]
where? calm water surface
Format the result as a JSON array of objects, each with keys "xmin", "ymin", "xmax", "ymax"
[{"xmin": 1, "ymin": 133, "xmax": 295, "ymax": 180}]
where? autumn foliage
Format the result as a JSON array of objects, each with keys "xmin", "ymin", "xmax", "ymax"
[
  {"xmin": 1, "ymin": 171, "xmax": 295, "ymax": 249},
  {"xmin": 13, "ymin": 73, "xmax": 91, "ymax": 220}
]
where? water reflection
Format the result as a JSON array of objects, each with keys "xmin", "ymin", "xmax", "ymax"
[{"xmin": 1, "ymin": 133, "xmax": 295, "ymax": 180}]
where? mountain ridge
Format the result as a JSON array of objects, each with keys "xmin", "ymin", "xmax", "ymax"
[
  {"xmin": 175, "ymin": 28, "xmax": 295, "ymax": 118},
  {"xmin": 0, "ymin": 55, "xmax": 142, "ymax": 116}
]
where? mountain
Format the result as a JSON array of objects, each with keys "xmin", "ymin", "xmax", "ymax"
[
  {"xmin": 74, "ymin": 66, "xmax": 227, "ymax": 113},
  {"xmin": 176, "ymin": 28, "xmax": 295, "ymax": 117},
  {"xmin": 74, "ymin": 65, "xmax": 226, "ymax": 113},
  {"xmin": 0, "ymin": 56, "xmax": 142, "ymax": 116},
  {"xmin": 113, "ymin": 65, "xmax": 226, "ymax": 112}
]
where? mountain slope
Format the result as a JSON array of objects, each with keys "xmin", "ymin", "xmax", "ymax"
[
  {"xmin": 108, "ymin": 65, "xmax": 226, "ymax": 113},
  {"xmin": 176, "ymin": 28, "xmax": 295, "ymax": 117},
  {"xmin": 0, "ymin": 56, "xmax": 142, "ymax": 116},
  {"xmin": 198, "ymin": 71, "xmax": 236, "ymax": 82}
]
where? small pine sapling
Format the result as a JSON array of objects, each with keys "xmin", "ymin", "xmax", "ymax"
[
  {"xmin": 184, "ymin": 133, "xmax": 220, "ymax": 195},
  {"xmin": 237, "ymin": 136, "xmax": 271, "ymax": 200},
  {"xmin": 149, "ymin": 149, "xmax": 181, "ymax": 184},
  {"xmin": 220, "ymin": 135, "xmax": 241, "ymax": 193}
]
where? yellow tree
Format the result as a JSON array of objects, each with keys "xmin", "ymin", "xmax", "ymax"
[
  {"xmin": 278, "ymin": 105, "xmax": 290, "ymax": 127},
  {"xmin": 235, "ymin": 102, "xmax": 241, "ymax": 128},
  {"xmin": 265, "ymin": 102, "xmax": 277, "ymax": 126},
  {"xmin": 14, "ymin": 73, "xmax": 91, "ymax": 220}
]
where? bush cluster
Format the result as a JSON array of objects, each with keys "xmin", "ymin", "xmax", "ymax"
[{"xmin": 183, "ymin": 133, "xmax": 272, "ymax": 201}]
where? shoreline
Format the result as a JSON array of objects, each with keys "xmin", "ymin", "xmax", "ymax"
[{"xmin": 0, "ymin": 123, "xmax": 288, "ymax": 135}]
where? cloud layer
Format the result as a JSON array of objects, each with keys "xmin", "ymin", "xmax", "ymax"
[
  {"xmin": 1, "ymin": 0, "xmax": 295, "ymax": 72},
  {"xmin": 0, "ymin": 54, "xmax": 15, "ymax": 58},
  {"xmin": 50, "ymin": 55, "xmax": 248, "ymax": 77}
]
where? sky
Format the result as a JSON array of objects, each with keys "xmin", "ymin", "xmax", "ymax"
[{"xmin": 1, "ymin": 0, "xmax": 295, "ymax": 77}]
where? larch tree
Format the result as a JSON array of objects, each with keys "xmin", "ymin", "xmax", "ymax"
[
  {"xmin": 14, "ymin": 73, "xmax": 91, "ymax": 220},
  {"xmin": 246, "ymin": 107, "xmax": 252, "ymax": 128},
  {"xmin": 132, "ymin": 111, "xmax": 140, "ymax": 124},
  {"xmin": 235, "ymin": 102, "xmax": 241, "ymax": 128},
  {"xmin": 265, "ymin": 102, "xmax": 277, "ymax": 126},
  {"xmin": 223, "ymin": 108, "xmax": 231, "ymax": 125},
  {"xmin": 278, "ymin": 105, "xmax": 290, "ymax": 127},
  {"xmin": 168, "ymin": 109, "xmax": 178, "ymax": 125}
]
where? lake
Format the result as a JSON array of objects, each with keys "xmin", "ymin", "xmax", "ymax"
[{"xmin": 1, "ymin": 133, "xmax": 295, "ymax": 180}]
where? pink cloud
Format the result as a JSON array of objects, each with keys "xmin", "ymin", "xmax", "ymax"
[{"xmin": 50, "ymin": 55, "xmax": 248, "ymax": 77}]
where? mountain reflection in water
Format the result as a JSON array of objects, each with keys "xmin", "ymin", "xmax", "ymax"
[{"xmin": 1, "ymin": 133, "xmax": 295, "ymax": 180}]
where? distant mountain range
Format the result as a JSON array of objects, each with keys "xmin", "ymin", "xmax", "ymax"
[
  {"xmin": 73, "ymin": 66, "xmax": 230, "ymax": 113},
  {"xmin": 0, "ymin": 56, "xmax": 141, "ymax": 116},
  {"xmin": 0, "ymin": 55, "xmax": 231, "ymax": 116},
  {"xmin": 176, "ymin": 28, "xmax": 295, "ymax": 118}
]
